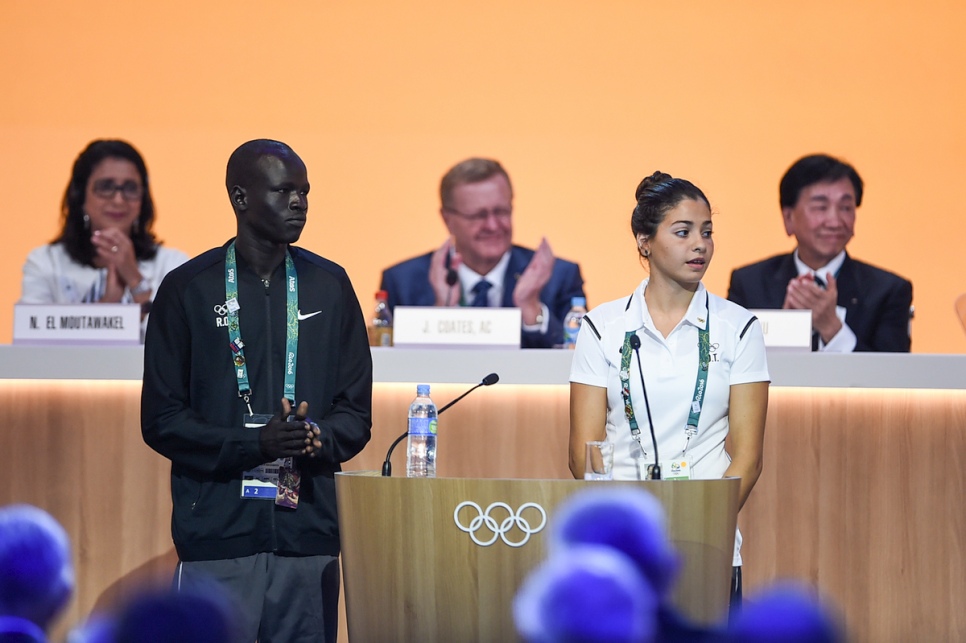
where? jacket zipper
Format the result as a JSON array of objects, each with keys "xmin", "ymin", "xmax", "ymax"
[{"xmin": 264, "ymin": 278, "xmax": 278, "ymax": 552}]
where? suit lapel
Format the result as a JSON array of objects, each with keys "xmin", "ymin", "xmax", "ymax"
[
  {"xmin": 835, "ymin": 254, "xmax": 860, "ymax": 312},
  {"xmin": 766, "ymin": 254, "xmax": 798, "ymax": 308}
]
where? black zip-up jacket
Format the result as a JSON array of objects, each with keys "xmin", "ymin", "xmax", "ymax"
[{"xmin": 141, "ymin": 241, "xmax": 372, "ymax": 561}]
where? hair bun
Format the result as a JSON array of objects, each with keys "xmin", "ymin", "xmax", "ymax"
[{"xmin": 635, "ymin": 171, "xmax": 673, "ymax": 201}]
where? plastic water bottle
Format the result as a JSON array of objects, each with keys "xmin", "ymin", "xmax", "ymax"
[
  {"xmin": 563, "ymin": 296, "xmax": 587, "ymax": 349},
  {"xmin": 406, "ymin": 384, "xmax": 438, "ymax": 478},
  {"xmin": 368, "ymin": 290, "xmax": 393, "ymax": 347}
]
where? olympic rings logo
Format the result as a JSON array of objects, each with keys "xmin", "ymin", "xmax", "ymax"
[
  {"xmin": 213, "ymin": 304, "xmax": 229, "ymax": 316},
  {"xmin": 453, "ymin": 501, "xmax": 547, "ymax": 548}
]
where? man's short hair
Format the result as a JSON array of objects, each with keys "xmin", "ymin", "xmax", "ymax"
[
  {"xmin": 440, "ymin": 158, "xmax": 513, "ymax": 210},
  {"xmin": 779, "ymin": 154, "xmax": 864, "ymax": 209},
  {"xmin": 225, "ymin": 139, "xmax": 296, "ymax": 192}
]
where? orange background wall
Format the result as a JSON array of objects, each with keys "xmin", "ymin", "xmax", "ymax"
[{"xmin": 2, "ymin": 1, "xmax": 964, "ymax": 352}]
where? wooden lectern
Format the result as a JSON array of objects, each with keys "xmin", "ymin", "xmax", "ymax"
[{"xmin": 335, "ymin": 472, "xmax": 739, "ymax": 642}]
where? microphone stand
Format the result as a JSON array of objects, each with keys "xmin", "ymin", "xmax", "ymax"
[
  {"xmin": 630, "ymin": 335, "xmax": 661, "ymax": 480},
  {"xmin": 381, "ymin": 373, "xmax": 499, "ymax": 476}
]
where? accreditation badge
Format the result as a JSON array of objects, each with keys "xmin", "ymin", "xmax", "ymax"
[
  {"xmin": 241, "ymin": 414, "xmax": 301, "ymax": 508},
  {"xmin": 660, "ymin": 454, "xmax": 693, "ymax": 481},
  {"xmin": 275, "ymin": 457, "xmax": 300, "ymax": 509},
  {"xmin": 636, "ymin": 454, "xmax": 693, "ymax": 480}
]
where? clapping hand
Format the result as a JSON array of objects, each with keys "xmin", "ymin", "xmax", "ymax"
[{"xmin": 783, "ymin": 272, "xmax": 843, "ymax": 343}]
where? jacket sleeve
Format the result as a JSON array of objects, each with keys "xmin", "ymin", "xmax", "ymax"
[
  {"xmin": 141, "ymin": 273, "xmax": 267, "ymax": 476},
  {"xmin": 312, "ymin": 273, "xmax": 373, "ymax": 464},
  {"xmin": 380, "ymin": 256, "xmax": 436, "ymax": 310},
  {"xmin": 20, "ymin": 246, "xmax": 58, "ymax": 304},
  {"xmin": 149, "ymin": 247, "xmax": 190, "ymax": 295},
  {"xmin": 727, "ymin": 269, "xmax": 750, "ymax": 308},
  {"xmin": 856, "ymin": 277, "xmax": 913, "ymax": 352}
]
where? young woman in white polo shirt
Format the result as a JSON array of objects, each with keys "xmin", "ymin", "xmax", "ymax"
[{"xmin": 569, "ymin": 170, "xmax": 770, "ymax": 607}]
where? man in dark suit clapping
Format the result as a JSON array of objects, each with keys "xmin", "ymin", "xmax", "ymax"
[
  {"xmin": 380, "ymin": 158, "xmax": 585, "ymax": 348},
  {"xmin": 728, "ymin": 154, "xmax": 912, "ymax": 352}
]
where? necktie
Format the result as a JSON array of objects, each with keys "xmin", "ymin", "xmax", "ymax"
[
  {"xmin": 470, "ymin": 280, "xmax": 492, "ymax": 307},
  {"xmin": 811, "ymin": 273, "xmax": 825, "ymax": 351}
]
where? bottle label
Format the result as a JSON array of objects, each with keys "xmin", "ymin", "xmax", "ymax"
[
  {"xmin": 564, "ymin": 321, "xmax": 581, "ymax": 347},
  {"xmin": 409, "ymin": 417, "xmax": 438, "ymax": 436},
  {"xmin": 368, "ymin": 327, "xmax": 393, "ymax": 347}
]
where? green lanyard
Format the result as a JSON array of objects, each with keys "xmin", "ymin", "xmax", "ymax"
[
  {"xmin": 225, "ymin": 241, "xmax": 299, "ymax": 412},
  {"xmin": 619, "ymin": 294, "xmax": 710, "ymax": 455}
]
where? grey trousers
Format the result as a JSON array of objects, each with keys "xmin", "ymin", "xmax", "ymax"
[{"xmin": 176, "ymin": 552, "xmax": 340, "ymax": 643}]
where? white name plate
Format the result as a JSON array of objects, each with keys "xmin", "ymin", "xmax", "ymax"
[
  {"xmin": 392, "ymin": 306, "xmax": 522, "ymax": 349},
  {"xmin": 14, "ymin": 304, "xmax": 141, "ymax": 346},
  {"xmin": 749, "ymin": 309, "xmax": 812, "ymax": 350}
]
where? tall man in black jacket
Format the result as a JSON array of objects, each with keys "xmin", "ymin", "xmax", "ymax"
[
  {"xmin": 728, "ymin": 154, "xmax": 912, "ymax": 352},
  {"xmin": 141, "ymin": 139, "xmax": 372, "ymax": 643}
]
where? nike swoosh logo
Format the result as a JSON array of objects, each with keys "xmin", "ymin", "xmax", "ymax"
[{"xmin": 297, "ymin": 310, "xmax": 322, "ymax": 321}]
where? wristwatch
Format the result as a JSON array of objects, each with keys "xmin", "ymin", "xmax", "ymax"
[{"xmin": 130, "ymin": 278, "xmax": 152, "ymax": 297}]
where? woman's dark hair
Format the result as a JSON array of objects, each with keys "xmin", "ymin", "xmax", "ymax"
[
  {"xmin": 55, "ymin": 139, "xmax": 159, "ymax": 266},
  {"xmin": 631, "ymin": 171, "xmax": 711, "ymax": 242}
]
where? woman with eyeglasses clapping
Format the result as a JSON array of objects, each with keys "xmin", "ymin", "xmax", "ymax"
[{"xmin": 19, "ymin": 139, "xmax": 188, "ymax": 319}]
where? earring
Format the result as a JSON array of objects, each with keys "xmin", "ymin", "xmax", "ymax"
[
  {"xmin": 83, "ymin": 213, "xmax": 90, "ymax": 231},
  {"xmin": 642, "ymin": 248, "xmax": 650, "ymax": 258}
]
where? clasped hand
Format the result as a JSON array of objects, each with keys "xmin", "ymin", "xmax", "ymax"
[
  {"xmin": 259, "ymin": 399, "xmax": 322, "ymax": 460},
  {"xmin": 783, "ymin": 273, "xmax": 842, "ymax": 343},
  {"xmin": 428, "ymin": 236, "xmax": 556, "ymax": 326},
  {"xmin": 512, "ymin": 237, "xmax": 555, "ymax": 324},
  {"xmin": 91, "ymin": 229, "xmax": 142, "ymax": 302}
]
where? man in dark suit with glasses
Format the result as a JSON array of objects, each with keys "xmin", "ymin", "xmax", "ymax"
[{"xmin": 380, "ymin": 157, "xmax": 586, "ymax": 348}]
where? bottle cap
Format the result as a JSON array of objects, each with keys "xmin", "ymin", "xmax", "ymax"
[
  {"xmin": 571, "ymin": 296, "xmax": 586, "ymax": 308},
  {"xmin": 376, "ymin": 290, "xmax": 389, "ymax": 300},
  {"xmin": 416, "ymin": 384, "xmax": 430, "ymax": 396}
]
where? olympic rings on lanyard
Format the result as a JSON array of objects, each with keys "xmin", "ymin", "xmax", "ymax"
[{"xmin": 453, "ymin": 501, "xmax": 547, "ymax": 547}]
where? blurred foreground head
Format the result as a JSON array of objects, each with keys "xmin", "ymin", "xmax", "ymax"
[
  {"xmin": 114, "ymin": 588, "xmax": 240, "ymax": 643},
  {"xmin": 69, "ymin": 582, "xmax": 243, "ymax": 643},
  {"xmin": 550, "ymin": 487, "xmax": 680, "ymax": 597},
  {"xmin": 727, "ymin": 582, "xmax": 844, "ymax": 643},
  {"xmin": 0, "ymin": 504, "xmax": 74, "ymax": 633},
  {"xmin": 515, "ymin": 544, "xmax": 658, "ymax": 643},
  {"xmin": 514, "ymin": 488, "xmax": 683, "ymax": 643}
]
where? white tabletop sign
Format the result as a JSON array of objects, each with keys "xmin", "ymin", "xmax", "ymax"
[
  {"xmin": 749, "ymin": 309, "xmax": 812, "ymax": 351},
  {"xmin": 392, "ymin": 306, "xmax": 522, "ymax": 349},
  {"xmin": 13, "ymin": 304, "xmax": 141, "ymax": 346}
]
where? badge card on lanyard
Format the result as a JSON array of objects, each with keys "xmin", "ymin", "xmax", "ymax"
[
  {"xmin": 226, "ymin": 241, "xmax": 302, "ymax": 508},
  {"xmin": 622, "ymin": 293, "xmax": 710, "ymax": 482}
]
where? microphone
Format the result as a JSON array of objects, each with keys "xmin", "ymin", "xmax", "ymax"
[
  {"xmin": 444, "ymin": 261, "xmax": 459, "ymax": 306},
  {"xmin": 381, "ymin": 373, "xmax": 500, "ymax": 476},
  {"xmin": 629, "ymin": 334, "xmax": 661, "ymax": 480}
]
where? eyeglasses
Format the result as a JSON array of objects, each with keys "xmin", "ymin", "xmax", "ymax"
[
  {"xmin": 91, "ymin": 179, "xmax": 143, "ymax": 202},
  {"xmin": 444, "ymin": 206, "xmax": 512, "ymax": 224}
]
